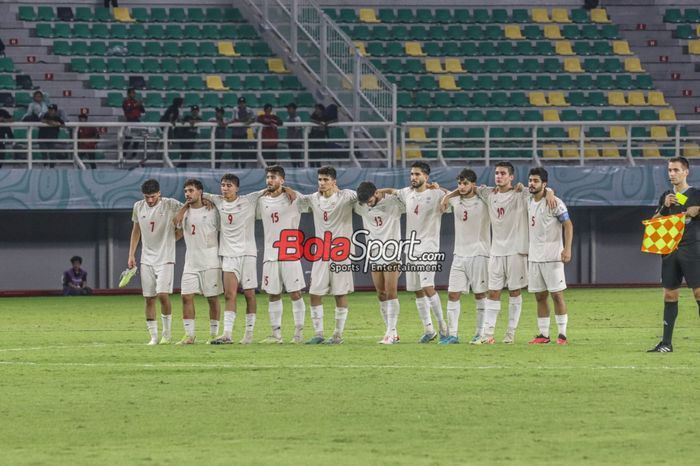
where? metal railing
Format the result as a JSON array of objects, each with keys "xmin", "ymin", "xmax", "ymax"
[{"xmin": 0, "ymin": 121, "xmax": 393, "ymax": 169}]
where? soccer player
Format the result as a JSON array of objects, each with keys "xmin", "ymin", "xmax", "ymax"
[
  {"xmin": 439, "ymin": 169, "xmax": 491, "ymax": 344},
  {"xmin": 525, "ymin": 168, "xmax": 573, "ymax": 345},
  {"xmin": 355, "ymin": 181, "xmax": 405, "ymax": 344},
  {"xmin": 128, "ymin": 179, "xmax": 183, "ymax": 345},
  {"xmin": 257, "ymin": 165, "xmax": 307, "ymax": 344},
  {"xmin": 176, "ymin": 179, "xmax": 222, "ymax": 345},
  {"xmin": 648, "ymin": 157, "xmax": 700, "ymax": 353},
  {"xmin": 296, "ymin": 166, "xmax": 357, "ymax": 344}
]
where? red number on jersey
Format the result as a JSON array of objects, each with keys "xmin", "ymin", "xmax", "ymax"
[
  {"xmin": 271, "ymin": 212, "xmax": 279, "ymax": 223},
  {"xmin": 149, "ymin": 221, "xmax": 155, "ymax": 232},
  {"xmin": 374, "ymin": 216, "xmax": 383, "ymax": 227},
  {"xmin": 497, "ymin": 207, "xmax": 505, "ymax": 219},
  {"xmin": 227, "ymin": 214, "xmax": 233, "ymax": 224},
  {"xmin": 191, "ymin": 224, "xmax": 196, "ymax": 235},
  {"xmin": 531, "ymin": 216, "xmax": 536, "ymax": 227},
  {"xmin": 414, "ymin": 205, "xmax": 419, "ymax": 215},
  {"xmin": 323, "ymin": 211, "xmax": 329, "ymax": 222},
  {"xmin": 462, "ymin": 210, "xmax": 468, "ymax": 221}
]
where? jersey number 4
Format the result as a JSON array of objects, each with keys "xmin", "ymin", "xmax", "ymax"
[{"xmin": 414, "ymin": 205, "xmax": 419, "ymax": 215}]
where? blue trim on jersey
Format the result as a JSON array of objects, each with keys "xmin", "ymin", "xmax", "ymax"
[{"xmin": 557, "ymin": 211, "xmax": 570, "ymax": 223}]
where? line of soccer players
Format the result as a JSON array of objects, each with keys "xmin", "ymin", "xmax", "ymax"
[{"xmin": 128, "ymin": 161, "xmax": 573, "ymax": 346}]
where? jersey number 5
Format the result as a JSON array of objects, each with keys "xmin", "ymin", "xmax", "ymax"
[{"xmin": 531, "ymin": 216, "xmax": 535, "ymax": 227}]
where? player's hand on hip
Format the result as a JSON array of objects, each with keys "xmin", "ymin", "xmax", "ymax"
[
  {"xmin": 664, "ymin": 193, "xmax": 679, "ymax": 208},
  {"xmin": 561, "ymin": 249, "xmax": 572, "ymax": 263}
]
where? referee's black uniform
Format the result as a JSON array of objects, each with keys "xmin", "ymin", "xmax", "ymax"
[{"xmin": 656, "ymin": 188, "xmax": 700, "ymax": 289}]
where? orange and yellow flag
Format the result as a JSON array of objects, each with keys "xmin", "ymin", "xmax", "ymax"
[{"xmin": 641, "ymin": 213, "xmax": 686, "ymax": 254}]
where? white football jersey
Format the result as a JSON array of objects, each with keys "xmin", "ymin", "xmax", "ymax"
[
  {"xmin": 447, "ymin": 195, "xmax": 490, "ymax": 257},
  {"xmin": 206, "ymin": 191, "xmax": 262, "ymax": 258},
  {"xmin": 131, "ymin": 197, "xmax": 182, "ymax": 266},
  {"xmin": 182, "ymin": 206, "xmax": 221, "ymax": 272},
  {"xmin": 257, "ymin": 194, "xmax": 302, "ymax": 262},
  {"xmin": 354, "ymin": 194, "xmax": 405, "ymax": 243},
  {"xmin": 528, "ymin": 196, "xmax": 569, "ymax": 262},
  {"xmin": 298, "ymin": 189, "xmax": 357, "ymax": 242},
  {"xmin": 397, "ymin": 187, "xmax": 444, "ymax": 256},
  {"xmin": 477, "ymin": 187, "xmax": 529, "ymax": 256}
]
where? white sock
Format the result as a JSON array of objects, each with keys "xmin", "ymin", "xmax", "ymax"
[
  {"xmin": 538, "ymin": 317, "xmax": 551, "ymax": 338},
  {"xmin": 183, "ymin": 319, "xmax": 195, "ymax": 337},
  {"xmin": 483, "ymin": 298, "xmax": 501, "ymax": 337},
  {"xmin": 555, "ymin": 314, "xmax": 568, "ymax": 337},
  {"xmin": 311, "ymin": 305, "xmax": 324, "ymax": 335},
  {"xmin": 269, "ymin": 300, "xmax": 283, "ymax": 337},
  {"xmin": 245, "ymin": 313, "xmax": 256, "ymax": 335},
  {"xmin": 210, "ymin": 319, "xmax": 219, "ymax": 337},
  {"xmin": 379, "ymin": 301, "xmax": 388, "ymax": 326},
  {"xmin": 387, "ymin": 299, "xmax": 400, "ymax": 337},
  {"xmin": 334, "ymin": 307, "xmax": 348, "ymax": 335},
  {"xmin": 223, "ymin": 311, "xmax": 236, "ymax": 338},
  {"xmin": 292, "ymin": 298, "xmax": 305, "ymax": 329},
  {"xmin": 446, "ymin": 300, "xmax": 460, "ymax": 337},
  {"xmin": 161, "ymin": 314, "xmax": 172, "ymax": 338},
  {"xmin": 146, "ymin": 320, "xmax": 158, "ymax": 341},
  {"xmin": 428, "ymin": 293, "xmax": 446, "ymax": 329},
  {"xmin": 416, "ymin": 297, "xmax": 434, "ymax": 333},
  {"xmin": 508, "ymin": 295, "xmax": 523, "ymax": 330},
  {"xmin": 475, "ymin": 298, "xmax": 486, "ymax": 336}
]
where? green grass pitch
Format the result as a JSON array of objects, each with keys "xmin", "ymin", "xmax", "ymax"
[{"xmin": 1, "ymin": 288, "xmax": 700, "ymax": 465}]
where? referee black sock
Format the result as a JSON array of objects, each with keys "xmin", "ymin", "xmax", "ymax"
[{"xmin": 662, "ymin": 301, "xmax": 679, "ymax": 344}]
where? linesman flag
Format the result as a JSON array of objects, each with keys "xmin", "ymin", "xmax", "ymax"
[{"xmin": 641, "ymin": 213, "xmax": 686, "ymax": 254}]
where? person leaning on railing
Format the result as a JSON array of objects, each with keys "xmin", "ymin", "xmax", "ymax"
[
  {"xmin": 178, "ymin": 105, "xmax": 202, "ymax": 167},
  {"xmin": 39, "ymin": 104, "xmax": 65, "ymax": 167},
  {"xmin": 160, "ymin": 97, "xmax": 183, "ymax": 160},
  {"xmin": 256, "ymin": 103, "xmax": 283, "ymax": 163},
  {"xmin": 0, "ymin": 107, "xmax": 13, "ymax": 167},
  {"xmin": 122, "ymin": 87, "xmax": 145, "ymax": 159},
  {"xmin": 285, "ymin": 102, "xmax": 302, "ymax": 167},
  {"xmin": 231, "ymin": 96, "xmax": 256, "ymax": 164},
  {"xmin": 77, "ymin": 113, "xmax": 99, "ymax": 169}
]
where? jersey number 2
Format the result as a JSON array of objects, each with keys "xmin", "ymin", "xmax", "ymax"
[{"xmin": 191, "ymin": 224, "xmax": 196, "ymax": 235}]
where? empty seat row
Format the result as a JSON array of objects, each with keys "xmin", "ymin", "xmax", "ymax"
[
  {"xmin": 36, "ymin": 23, "xmax": 258, "ymax": 40},
  {"xmin": 359, "ymin": 40, "xmax": 623, "ymax": 57},
  {"xmin": 664, "ymin": 8, "xmax": 700, "ymax": 23},
  {"xmin": 19, "ymin": 6, "xmax": 244, "ymax": 23},
  {"xmin": 52, "ymin": 41, "xmax": 273, "ymax": 57},
  {"xmin": 377, "ymin": 57, "xmax": 640, "ymax": 74}
]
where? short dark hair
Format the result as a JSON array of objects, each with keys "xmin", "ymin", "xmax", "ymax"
[
  {"xmin": 141, "ymin": 179, "xmax": 160, "ymax": 194},
  {"xmin": 317, "ymin": 166, "xmax": 337, "ymax": 179},
  {"xmin": 357, "ymin": 181, "xmax": 377, "ymax": 204},
  {"xmin": 221, "ymin": 173, "xmax": 240, "ymax": 187},
  {"xmin": 265, "ymin": 165, "xmax": 285, "ymax": 179},
  {"xmin": 184, "ymin": 178, "xmax": 203, "ymax": 191},
  {"xmin": 127, "ymin": 87, "xmax": 136, "ymax": 94},
  {"xmin": 528, "ymin": 167, "xmax": 549, "ymax": 183},
  {"xmin": 669, "ymin": 157, "xmax": 690, "ymax": 170},
  {"xmin": 495, "ymin": 161, "xmax": 515, "ymax": 175},
  {"xmin": 411, "ymin": 161, "xmax": 430, "ymax": 175},
  {"xmin": 263, "ymin": 103, "xmax": 273, "ymax": 110},
  {"xmin": 457, "ymin": 168, "xmax": 477, "ymax": 183},
  {"xmin": 172, "ymin": 97, "xmax": 183, "ymax": 107},
  {"xmin": 70, "ymin": 256, "xmax": 82, "ymax": 264}
]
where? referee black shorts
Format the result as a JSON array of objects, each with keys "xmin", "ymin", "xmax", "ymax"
[{"xmin": 661, "ymin": 249, "xmax": 700, "ymax": 289}]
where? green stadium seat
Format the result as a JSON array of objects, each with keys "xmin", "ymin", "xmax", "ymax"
[
  {"xmin": 73, "ymin": 24, "xmax": 91, "ymax": 39},
  {"xmin": 70, "ymin": 58, "xmax": 88, "ymax": 73},
  {"xmin": 212, "ymin": 59, "xmax": 231, "ymax": 74},
  {"xmin": 168, "ymin": 8, "xmax": 187, "ymax": 22},
  {"xmin": 128, "ymin": 24, "xmax": 147, "ymax": 40},
  {"xmin": 202, "ymin": 8, "xmax": 221, "ymax": 22},
  {"xmin": 131, "ymin": 7, "xmax": 148, "ymax": 22},
  {"xmin": 231, "ymin": 59, "xmax": 249, "ymax": 73},
  {"xmin": 143, "ymin": 93, "xmax": 164, "ymax": 108},
  {"xmin": 199, "ymin": 43, "xmax": 218, "ymax": 57},
  {"xmin": 472, "ymin": 9, "xmax": 490, "ymax": 23},
  {"xmin": 635, "ymin": 75, "xmax": 654, "ymax": 90},
  {"xmin": 496, "ymin": 75, "xmax": 516, "ymax": 90},
  {"xmin": 573, "ymin": 41, "xmax": 592, "ymax": 56},
  {"xmin": 238, "ymin": 25, "xmax": 258, "ymax": 40},
  {"xmin": 595, "ymin": 75, "xmax": 614, "ymax": 90},
  {"xmin": 535, "ymin": 76, "xmax": 554, "ymax": 90},
  {"xmin": 53, "ymin": 41, "xmax": 71, "ymax": 56},
  {"xmin": 106, "ymin": 58, "xmax": 123, "ymax": 73},
  {"xmin": 588, "ymin": 92, "xmax": 606, "ymax": 106},
  {"xmin": 435, "ymin": 9, "xmax": 452, "ymax": 23},
  {"xmin": 179, "ymin": 59, "xmax": 197, "ymax": 74},
  {"xmin": 55, "ymin": 23, "xmax": 73, "ymax": 39},
  {"xmin": 412, "ymin": 92, "xmax": 430, "ymax": 107},
  {"xmin": 223, "ymin": 8, "xmax": 244, "ymax": 22},
  {"xmin": 455, "ymin": 75, "xmax": 474, "ymax": 90},
  {"xmin": 148, "ymin": 76, "xmax": 166, "ymax": 90},
  {"xmin": 469, "ymin": 92, "xmax": 488, "ymax": 107},
  {"xmin": 399, "ymin": 76, "xmax": 417, "ymax": 90},
  {"xmin": 516, "ymin": 41, "xmax": 536, "ymax": 55},
  {"xmin": 543, "ymin": 58, "xmax": 561, "ymax": 73},
  {"xmin": 0, "ymin": 75, "xmax": 16, "ymax": 90},
  {"xmin": 184, "ymin": 26, "xmax": 203, "ymax": 40},
  {"xmin": 87, "ymin": 58, "xmax": 106, "ymax": 73},
  {"xmin": 562, "ymin": 25, "xmax": 581, "ymax": 40},
  {"xmin": 512, "ymin": 9, "xmax": 529, "ymax": 23},
  {"xmin": 484, "ymin": 25, "xmax": 502, "ymax": 40},
  {"xmin": 36, "ymin": 6, "xmax": 55, "ymax": 21},
  {"xmin": 198, "ymin": 59, "xmax": 216, "ymax": 74},
  {"xmin": 475, "ymin": 76, "xmax": 495, "ymax": 90},
  {"xmin": 166, "ymin": 76, "xmax": 186, "ymax": 90},
  {"xmin": 571, "ymin": 9, "xmax": 589, "ymax": 23},
  {"xmin": 108, "ymin": 75, "xmax": 127, "ymax": 89},
  {"xmin": 491, "ymin": 92, "xmax": 509, "ymax": 107},
  {"xmin": 18, "ymin": 6, "xmax": 36, "ymax": 21},
  {"xmin": 222, "ymin": 93, "xmax": 239, "ymax": 107},
  {"xmin": 127, "ymin": 42, "xmax": 144, "ymax": 56},
  {"xmin": 202, "ymin": 93, "xmax": 220, "ymax": 108},
  {"xmin": 686, "ymin": 9, "xmax": 700, "ymax": 22},
  {"xmin": 510, "ymin": 92, "xmax": 528, "ymax": 107},
  {"xmin": 244, "ymin": 76, "xmax": 263, "ymax": 90},
  {"xmin": 90, "ymin": 41, "xmax": 107, "ymax": 56},
  {"xmin": 158, "ymin": 59, "xmax": 177, "ymax": 73},
  {"xmin": 149, "ymin": 8, "xmax": 167, "ymax": 22},
  {"xmin": 580, "ymin": 109, "xmax": 598, "ymax": 121},
  {"xmin": 560, "ymin": 109, "xmax": 578, "ymax": 121},
  {"xmin": 580, "ymin": 25, "xmax": 598, "ymax": 40},
  {"xmin": 410, "ymin": 26, "xmax": 430, "ymax": 41},
  {"xmin": 638, "ymin": 109, "xmax": 657, "ymax": 120},
  {"xmin": 602, "ymin": 58, "xmax": 623, "ymax": 73},
  {"xmin": 91, "ymin": 24, "xmax": 109, "ymax": 39},
  {"xmin": 477, "ymin": 42, "xmax": 496, "ymax": 56},
  {"xmin": 164, "ymin": 25, "xmax": 183, "ymax": 40},
  {"xmin": 125, "ymin": 60, "xmax": 142, "ymax": 73},
  {"xmin": 599, "ymin": 109, "xmax": 618, "ymax": 121},
  {"xmin": 252, "ymin": 42, "xmax": 273, "ymax": 56},
  {"xmin": 69, "ymin": 41, "xmax": 88, "ymax": 56},
  {"xmin": 111, "ymin": 24, "xmax": 128, "ymax": 40},
  {"xmin": 555, "ymin": 75, "xmax": 575, "ymax": 90},
  {"xmin": 144, "ymin": 42, "xmax": 163, "ymax": 57},
  {"xmin": 583, "ymin": 58, "xmax": 602, "ymax": 73},
  {"xmin": 163, "ymin": 43, "xmax": 181, "ymax": 57},
  {"xmin": 397, "ymin": 92, "xmax": 413, "ymax": 107},
  {"xmin": 248, "ymin": 58, "xmax": 266, "ymax": 73},
  {"xmin": 106, "ymin": 92, "xmax": 123, "ymax": 107},
  {"xmin": 146, "ymin": 25, "xmax": 165, "ymax": 39},
  {"xmin": 673, "ymin": 25, "xmax": 694, "ymax": 39},
  {"xmin": 523, "ymin": 25, "xmax": 543, "ymax": 40},
  {"xmin": 514, "ymin": 75, "xmax": 535, "ymax": 90},
  {"xmin": 574, "ymin": 75, "xmax": 594, "ymax": 89},
  {"xmin": 376, "ymin": 9, "xmax": 395, "ymax": 23},
  {"xmin": 73, "ymin": 7, "xmax": 92, "ymax": 22},
  {"xmin": 36, "ymin": 23, "xmax": 54, "ymax": 38},
  {"xmin": 94, "ymin": 8, "xmax": 111, "ymax": 22},
  {"xmin": 592, "ymin": 41, "xmax": 613, "ymax": 55},
  {"xmin": 183, "ymin": 93, "xmax": 200, "ymax": 107},
  {"xmin": 619, "ymin": 109, "xmax": 637, "ymax": 120},
  {"xmin": 89, "ymin": 75, "xmax": 108, "ymax": 90}
]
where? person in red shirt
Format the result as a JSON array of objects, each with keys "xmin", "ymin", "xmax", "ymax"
[
  {"xmin": 256, "ymin": 103, "xmax": 283, "ymax": 162},
  {"xmin": 77, "ymin": 113, "xmax": 99, "ymax": 168},
  {"xmin": 122, "ymin": 88, "xmax": 145, "ymax": 159}
]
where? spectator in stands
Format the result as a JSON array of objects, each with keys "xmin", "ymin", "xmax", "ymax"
[
  {"xmin": 122, "ymin": 87, "xmax": 145, "ymax": 159},
  {"xmin": 0, "ymin": 107, "xmax": 13, "ymax": 167},
  {"xmin": 39, "ymin": 104, "xmax": 65, "ymax": 166},
  {"xmin": 231, "ymin": 97, "xmax": 255, "ymax": 163},
  {"xmin": 286, "ymin": 102, "xmax": 302, "ymax": 167},
  {"xmin": 63, "ymin": 256, "xmax": 93, "ymax": 296},
  {"xmin": 104, "ymin": 0, "xmax": 119, "ymax": 8},
  {"xmin": 257, "ymin": 103, "xmax": 283, "ymax": 162},
  {"xmin": 160, "ymin": 97, "xmax": 183, "ymax": 160},
  {"xmin": 309, "ymin": 103, "xmax": 329, "ymax": 163},
  {"xmin": 77, "ymin": 113, "xmax": 99, "ymax": 169},
  {"xmin": 212, "ymin": 106, "xmax": 228, "ymax": 166},
  {"xmin": 23, "ymin": 90, "xmax": 48, "ymax": 122},
  {"xmin": 179, "ymin": 105, "xmax": 202, "ymax": 166}
]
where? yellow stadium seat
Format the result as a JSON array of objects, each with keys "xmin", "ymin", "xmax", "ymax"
[
  {"xmin": 505, "ymin": 25, "xmax": 524, "ymax": 40},
  {"xmin": 113, "ymin": 7, "xmax": 134, "ymax": 22},
  {"xmin": 601, "ymin": 143, "xmax": 620, "ymax": 157},
  {"xmin": 218, "ymin": 41, "xmax": 240, "ymax": 57},
  {"xmin": 612, "ymin": 40, "xmax": 633, "ymax": 55},
  {"xmin": 543, "ymin": 109, "xmax": 560, "ymax": 121},
  {"xmin": 425, "ymin": 58, "xmax": 444, "ymax": 73},
  {"xmin": 607, "ymin": 91, "xmax": 628, "ymax": 106},
  {"xmin": 548, "ymin": 92, "xmax": 569, "ymax": 106},
  {"xmin": 648, "ymin": 91, "xmax": 668, "ymax": 106},
  {"xmin": 444, "ymin": 58, "xmax": 464, "ymax": 73},
  {"xmin": 531, "ymin": 8, "xmax": 551, "ymax": 23},
  {"xmin": 624, "ymin": 58, "xmax": 644, "ymax": 72},
  {"xmin": 627, "ymin": 91, "xmax": 647, "ymax": 106},
  {"xmin": 561, "ymin": 144, "xmax": 580, "ymax": 158},
  {"xmin": 555, "ymin": 41, "xmax": 575, "ymax": 55},
  {"xmin": 359, "ymin": 8, "xmax": 380, "ymax": 23},
  {"xmin": 651, "ymin": 126, "xmax": 670, "ymax": 140},
  {"xmin": 610, "ymin": 126, "xmax": 627, "ymax": 141},
  {"xmin": 408, "ymin": 127, "xmax": 428, "ymax": 142},
  {"xmin": 529, "ymin": 91, "xmax": 548, "ymax": 106},
  {"xmin": 268, "ymin": 58, "xmax": 289, "ymax": 73},
  {"xmin": 361, "ymin": 75, "xmax": 380, "ymax": 90},
  {"xmin": 246, "ymin": 127, "xmax": 254, "ymax": 140},
  {"xmin": 568, "ymin": 127, "xmax": 582, "ymax": 140},
  {"xmin": 439, "ymin": 75, "xmax": 460, "ymax": 90},
  {"xmin": 564, "ymin": 58, "xmax": 583, "ymax": 73},
  {"xmin": 544, "ymin": 25, "xmax": 563, "ymax": 39},
  {"xmin": 642, "ymin": 144, "xmax": 661, "ymax": 157},
  {"xmin": 591, "ymin": 8, "xmax": 611, "ymax": 23},
  {"xmin": 354, "ymin": 41, "xmax": 368, "ymax": 56},
  {"xmin": 404, "ymin": 144, "xmax": 423, "ymax": 159},
  {"xmin": 405, "ymin": 42, "xmax": 426, "ymax": 57},
  {"xmin": 542, "ymin": 144, "xmax": 560, "ymax": 158},
  {"xmin": 689, "ymin": 40, "xmax": 700, "ymax": 55},
  {"xmin": 659, "ymin": 108, "xmax": 677, "ymax": 120},
  {"xmin": 551, "ymin": 9, "xmax": 571, "ymax": 23},
  {"xmin": 683, "ymin": 143, "xmax": 700, "ymax": 157},
  {"xmin": 584, "ymin": 144, "xmax": 600, "ymax": 158},
  {"xmin": 206, "ymin": 76, "xmax": 229, "ymax": 91}
]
